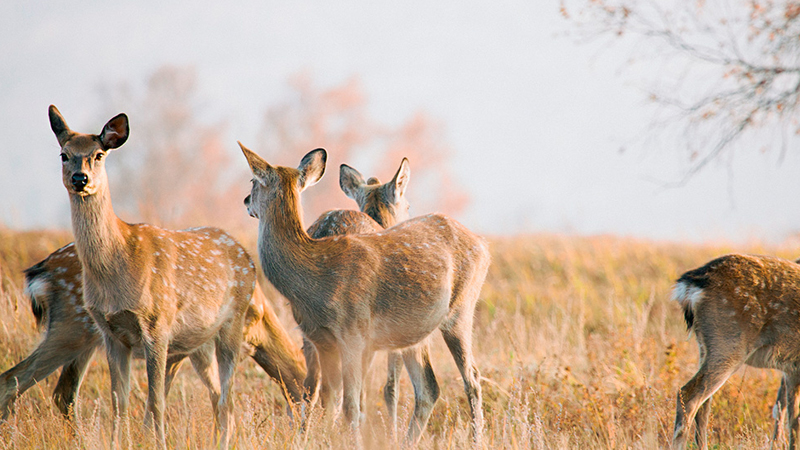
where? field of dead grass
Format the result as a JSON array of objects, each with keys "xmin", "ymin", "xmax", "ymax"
[{"xmin": 0, "ymin": 227, "xmax": 796, "ymax": 449}]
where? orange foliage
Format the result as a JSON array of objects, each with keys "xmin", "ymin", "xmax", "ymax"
[
  {"xmin": 100, "ymin": 67, "xmax": 469, "ymax": 233},
  {"xmin": 257, "ymin": 74, "xmax": 469, "ymax": 224}
]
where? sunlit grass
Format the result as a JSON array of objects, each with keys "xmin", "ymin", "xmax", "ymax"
[{"xmin": 0, "ymin": 228, "xmax": 795, "ymax": 448}]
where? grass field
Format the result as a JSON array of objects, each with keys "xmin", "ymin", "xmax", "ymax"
[{"xmin": 0, "ymin": 227, "xmax": 795, "ymax": 449}]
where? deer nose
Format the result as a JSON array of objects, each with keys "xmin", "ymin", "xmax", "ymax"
[
  {"xmin": 71, "ymin": 173, "xmax": 88, "ymax": 190},
  {"xmin": 244, "ymin": 195, "xmax": 251, "ymax": 206}
]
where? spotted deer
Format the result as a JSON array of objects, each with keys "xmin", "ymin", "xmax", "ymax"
[
  {"xmin": 303, "ymin": 158, "xmax": 411, "ymax": 435},
  {"xmin": 49, "ymin": 105, "xmax": 253, "ymax": 449},
  {"xmin": 240, "ymin": 144, "xmax": 490, "ymax": 446},
  {"xmin": 672, "ymin": 253, "xmax": 800, "ymax": 450},
  {"xmin": 0, "ymin": 242, "xmax": 306, "ymax": 422}
]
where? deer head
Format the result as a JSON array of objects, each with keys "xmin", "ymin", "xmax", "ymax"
[
  {"xmin": 339, "ymin": 158, "xmax": 410, "ymax": 228},
  {"xmin": 241, "ymin": 142, "xmax": 326, "ymax": 221},
  {"xmin": 49, "ymin": 105, "xmax": 128, "ymax": 198}
]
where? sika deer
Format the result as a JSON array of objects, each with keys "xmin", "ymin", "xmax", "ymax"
[
  {"xmin": 240, "ymin": 144, "xmax": 490, "ymax": 446},
  {"xmin": 49, "ymin": 105, "xmax": 252, "ymax": 448},
  {"xmin": 0, "ymin": 242, "xmax": 306, "ymax": 422},
  {"xmin": 303, "ymin": 159, "xmax": 411, "ymax": 435},
  {"xmin": 672, "ymin": 253, "xmax": 800, "ymax": 449}
]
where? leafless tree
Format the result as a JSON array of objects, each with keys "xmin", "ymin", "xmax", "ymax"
[{"xmin": 563, "ymin": 0, "xmax": 800, "ymax": 182}]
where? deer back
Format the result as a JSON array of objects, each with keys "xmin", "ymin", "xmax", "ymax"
[{"xmin": 673, "ymin": 253, "xmax": 800, "ymax": 367}]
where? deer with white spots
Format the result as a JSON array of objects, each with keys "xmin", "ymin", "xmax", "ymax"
[
  {"xmin": 672, "ymin": 253, "xmax": 800, "ymax": 450},
  {"xmin": 0, "ymin": 242, "xmax": 306, "ymax": 423},
  {"xmin": 303, "ymin": 158, "xmax": 414, "ymax": 437},
  {"xmin": 241, "ymin": 144, "xmax": 490, "ymax": 447},
  {"xmin": 48, "ymin": 105, "xmax": 253, "ymax": 449}
]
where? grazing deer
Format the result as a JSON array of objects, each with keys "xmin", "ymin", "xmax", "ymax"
[
  {"xmin": 672, "ymin": 253, "xmax": 800, "ymax": 450},
  {"xmin": 0, "ymin": 242, "xmax": 306, "ymax": 422},
  {"xmin": 48, "ymin": 105, "xmax": 253, "ymax": 449},
  {"xmin": 240, "ymin": 144, "xmax": 490, "ymax": 446},
  {"xmin": 303, "ymin": 159, "xmax": 411, "ymax": 435}
]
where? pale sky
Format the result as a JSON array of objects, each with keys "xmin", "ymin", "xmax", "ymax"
[{"xmin": 3, "ymin": 0, "xmax": 800, "ymax": 243}]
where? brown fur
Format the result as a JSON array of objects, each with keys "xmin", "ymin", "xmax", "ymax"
[
  {"xmin": 672, "ymin": 254, "xmax": 800, "ymax": 449},
  {"xmin": 240, "ymin": 145, "xmax": 490, "ymax": 446},
  {"xmin": 0, "ymin": 243, "xmax": 306, "ymax": 422},
  {"xmin": 49, "ymin": 105, "xmax": 252, "ymax": 449},
  {"xmin": 302, "ymin": 159, "xmax": 411, "ymax": 437}
]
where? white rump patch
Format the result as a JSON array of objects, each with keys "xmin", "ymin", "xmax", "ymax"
[
  {"xmin": 25, "ymin": 277, "xmax": 50, "ymax": 300},
  {"xmin": 671, "ymin": 281, "xmax": 704, "ymax": 308}
]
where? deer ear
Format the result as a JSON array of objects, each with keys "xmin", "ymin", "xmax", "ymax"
[
  {"xmin": 386, "ymin": 158, "xmax": 410, "ymax": 202},
  {"xmin": 339, "ymin": 164, "xmax": 366, "ymax": 201},
  {"xmin": 99, "ymin": 113, "xmax": 129, "ymax": 150},
  {"xmin": 239, "ymin": 141, "xmax": 271, "ymax": 180},
  {"xmin": 49, "ymin": 105, "xmax": 72, "ymax": 147},
  {"xmin": 298, "ymin": 148, "xmax": 326, "ymax": 192}
]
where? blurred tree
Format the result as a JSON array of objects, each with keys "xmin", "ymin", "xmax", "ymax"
[
  {"xmin": 563, "ymin": 0, "xmax": 800, "ymax": 182},
  {"xmin": 99, "ymin": 67, "xmax": 468, "ymax": 232},
  {"xmin": 99, "ymin": 65, "xmax": 247, "ymax": 232},
  {"xmin": 257, "ymin": 73, "xmax": 468, "ymax": 224}
]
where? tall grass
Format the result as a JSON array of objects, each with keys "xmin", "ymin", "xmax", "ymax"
[{"xmin": 0, "ymin": 228, "xmax": 793, "ymax": 448}]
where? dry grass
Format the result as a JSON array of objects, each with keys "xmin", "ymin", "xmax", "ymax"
[{"xmin": 0, "ymin": 227, "xmax": 796, "ymax": 449}]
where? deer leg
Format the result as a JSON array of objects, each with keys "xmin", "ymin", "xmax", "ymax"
[
  {"xmin": 693, "ymin": 395, "xmax": 711, "ymax": 450},
  {"xmin": 360, "ymin": 349, "xmax": 375, "ymax": 418},
  {"xmin": 301, "ymin": 337, "xmax": 321, "ymax": 405},
  {"xmin": 188, "ymin": 345, "xmax": 221, "ymax": 427},
  {"xmin": 672, "ymin": 357, "xmax": 740, "ymax": 450},
  {"xmin": 105, "ymin": 337, "xmax": 132, "ymax": 450},
  {"xmin": 144, "ymin": 353, "xmax": 184, "ymax": 431},
  {"xmin": 772, "ymin": 376, "xmax": 788, "ymax": 450},
  {"xmin": 384, "ymin": 350, "xmax": 403, "ymax": 439},
  {"xmin": 144, "ymin": 337, "xmax": 168, "ymax": 449},
  {"xmin": 401, "ymin": 341, "xmax": 439, "ymax": 447},
  {"xmin": 0, "ymin": 338, "xmax": 84, "ymax": 420},
  {"xmin": 317, "ymin": 346, "xmax": 343, "ymax": 416},
  {"xmin": 339, "ymin": 339, "xmax": 367, "ymax": 448},
  {"xmin": 52, "ymin": 345, "xmax": 97, "ymax": 418},
  {"xmin": 786, "ymin": 374, "xmax": 800, "ymax": 450},
  {"xmin": 215, "ymin": 327, "xmax": 241, "ymax": 449},
  {"xmin": 441, "ymin": 316, "xmax": 483, "ymax": 445}
]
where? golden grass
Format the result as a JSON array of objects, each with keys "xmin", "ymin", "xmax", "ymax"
[{"xmin": 0, "ymin": 228, "xmax": 795, "ymax": 449}]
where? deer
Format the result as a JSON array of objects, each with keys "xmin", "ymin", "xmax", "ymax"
[
  {"xmin": 240, "ymin": 143, "xmax": 491, "ymax": 447},
  {"xmin": 48, "ymin": 105, "xmax": 253, "ymax": 449},
  {"xmin": 0, "ymin": 242, "xmax": 306, "ymax": 423},
  {"xmin": 672, "ymin": 253, "xmax": 800, "ymax": 450},
  {"xmin": 302, "ymin": 158, "xmax": 411, "ymax": 436}
]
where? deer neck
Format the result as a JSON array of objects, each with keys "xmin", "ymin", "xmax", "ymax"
[
  {"xmin": 257, "ymin": 185, "xmax": 326, "ymax": 316},
  {"xmin": 69, "ymin": 186, "xmax": 131, "ymax": 287}
]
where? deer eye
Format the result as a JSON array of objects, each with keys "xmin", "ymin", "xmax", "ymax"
[
  {"xmin": 95, "ymin": 152, "xmax": 104, "ymax": 161},
  {"xmin": 60, "ymin": 153, "xmax": 68, "ymax": 162}
]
